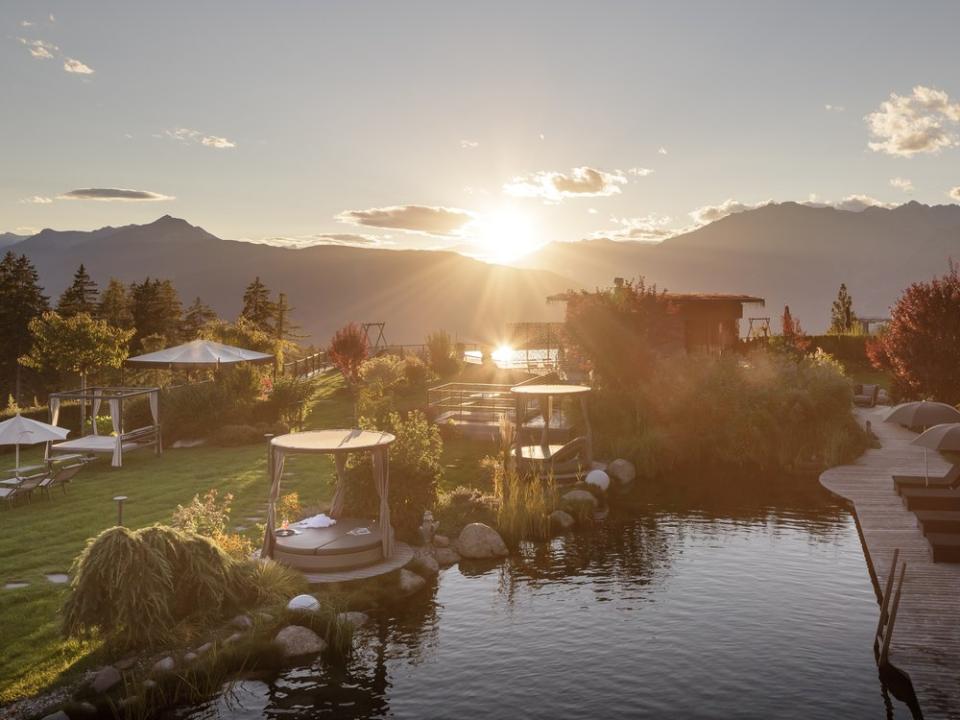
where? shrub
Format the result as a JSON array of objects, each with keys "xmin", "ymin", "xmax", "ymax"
[
  {"xmin": 329, "ymin": 322, "xmax": 368, "ymax": 385},
  {"xmin": 402, "ymin": 355, "xmax": 433, "ymax": 388},
  {"xmin": 436, "ymin": 486, "xmax": 497, "ymax": 537},
  {"xmin": 425, "ymin": 330, "xmax": 461, "ymax": 378},
  {"xmin": 360, "ymin": 354, "xmax": 405, "ymax": 389},
  {"xmin": 268, "ymin": 374, "xmax": 318, "ymax": 427},
  {"xmin": 496, "ymin": 470, "xmax": 557, "ymax": 547},
  {"xmin": 172, "ymin": 489, "xmax": 233, "ymax": 537},
  {"xmin": 209, "ymin": 424, "xmax": 263, "ymax": 446},
  {"xmin": 867, "ymin": 261, "xmax": 960, "ymax": 404}
]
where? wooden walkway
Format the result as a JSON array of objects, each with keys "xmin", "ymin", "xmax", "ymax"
[{"xmin": 820, "ymin": 407, "xmax": 960, "ymax": 720}]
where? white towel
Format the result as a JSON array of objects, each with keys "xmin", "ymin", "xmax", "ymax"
[{"xmin": 292, "ymin": 513, "xmax": 337, "ymax": 529}]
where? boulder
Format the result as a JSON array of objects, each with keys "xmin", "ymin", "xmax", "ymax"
[
  {"xmin": 408, "ymin": 548, "xmax": 439, "ymax": 578},
  {"xmin": 90, "ymin": 666, "xmax": 122, "ymax": 694},
  {"xmin": 287, "ymin": 594, "xmax": 320, "ymax": 612},
  {"xmin": 337, "ymin": 611, "xmax": 369, "ymax": 628},
  {"xmin": 433, "ymin": 534, "xmax": 450, "ymax": 548},
  {"xmin": 585, "ymin": 469, "xmax": 610, "ymax": 492},
  {"xmin": 41, "ymin": 712, "xmax": 70, "ymax": 720},
  {"xmin": 435, "ymin": 547, "xmax": 460, "ymax": 567},
  {"xmin": 561, "ymin": 489, "xmax": 598, "ymax": 509},
  {"xmin": 398, "ymin": 568, "xmax": 427, "ymax": 595},
  {"xmin": 224, "ymin": 632, "xmax": 244, "ymax": 645},
  {"xmin": 274, "ymin": 625, "xmax": 326, "ymax": 658},
  {"xmin": 608, "ymin": 458, "xmax": 636, "ymax": 486},
  {"xmin": 183, "ymin": 652, "xmax": 198, "ymax": 664},
  {"xmin": 114, "ymin": 656, "xmax": 137, "ymax": 671},
  {"xmin": 549, "ymin": 510, "xmax": 575, "ymax": 531},
  {"xmin": 151, "ymin": 656, "xmax": 175, "ymax": 674},
  {"xmin": 195, "ymin": 642, "xmax": 213, "ymax": 655},
  {"xmin": 257, "ymin": 612, "xmax": 275, "ymax": 624},
  {"xmin": 142, "ymin": 679, "xmax": 157, "ymax": 690},
  {"xmin": 456, "ymin": 523, "xmax": 509, "ymax": 559},
  {"xmin": 230, "ymin": 614, "xmax": 253, "ymax": 629}
]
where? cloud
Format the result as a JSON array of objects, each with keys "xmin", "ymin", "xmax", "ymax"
[
  {"xmin": 248, "ymin": 233, "xmax": 394, "ymax": 249},
  {"xmin": 503, "ymin": 167, "xmax": 627, "ymax": 202},
  {"xmin": 161, "ymin": 127, "xmax": 236, "ymax": 149},
  {"xmin": 587, "ymin": 214, "xmax": 675, "ymax": 243},
  {"xmin": 827, "ymin": 194, "xmax": 895, "ymax": 212},
  {"xmin": 626, "ymin": 167, "xmax": 654, "ymax": 177},
  {"xmin": 866, "ymin": 85, "xmax": 960, "ymax": 157},
  {"xmin": 890, "ymin": 177, "xmax": 914, "ymax": 193},
  {"xmin": 19, "ymin": 195, "xmax": 53, "ymax": 204},
  {"xmin": 336, "ymin": 205, "xmax": 475, "ymax": 236},
  {"xmin": 460, "ymin": 139, "xmax": 479, "ymax": 149},
  {"xmin": 689, "ymin": 198, "xmax": 770, "ymax": 225},
  {"xmin": 20, "ymin": 20, "xmax": 34, "ymax": 27},
  {"xmin": 18, "ymin": 38, "xmax": 57, "ymax": 59},
  {"xmin": 658, "ymin": 146, "xmax": 668, "ymax": 155},
  {"xmin": 49, "ymin": 13, "xmax": 55, "ymax": 22},
  {"xmin": 824, "ymin": 104, "xmax": 845, "ymax": 112},
  {"xmin": 15, "ymin": 226, "xmax": 39, "ymax": 235},
  {"xmin": 587, "ymin": 208, "xmax": 598, "ymax": 215},
  {"xmin": 948, "ymin": 187, "xmax": 960, "ymax": 202},
  {"xmin": 59, "ymin": 188, "xmax": 174, "ymax": 202},
  {"xmin": 63, "ymin": 57, "xmax": 94, "ymax": 74}
]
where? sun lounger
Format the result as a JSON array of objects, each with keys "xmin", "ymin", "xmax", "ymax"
[
  {"xmin": 516, "ymin": 435, "xmax": 590, "ymax": 483},
  {"xmin": 0, "ymin": 471, "xmax": 46, "ymax": 505},
  {"xmin": 853, "ymin": 384, "xmax": 880, "ymax": 407},
  {"xmin": 39, "ymin": 463, "xmax": 84, "ymax": 498},
  {"xmin": 893, "ymin": 463, "xmax": 960, "ymax": 494}
]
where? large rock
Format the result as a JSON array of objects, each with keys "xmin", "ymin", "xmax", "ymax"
[
  {"xmin": 435, "ymin": 547, "xmax": 460, "ymax": 567},
  {"xmin": 90, "ymin": 666, "xmax": 122, "ymax": 694},
  {"xmin": 286, "ymin": 594, "xmax": 320, "ymax": 612},
  {"xmin": 337, "ymin": 611, "xmax": 369, "ymax": 628},
  {"xmin": 274, "ymin": 625, "xmax": 326, "ymax": 658},
  {"xmin": 456, "ymin": 523, "xmax": 509, "ymax": 559},
  {"xmin": 433, "ymin": 534, "xmax": 450, "ymax": 548},
  {"xmin": 41, "ymin": 712, "xmax": 70, "ymax": 720},
  {"xmin": 230, "ymin": 614, "xmax": 253, "ymax": 629},
  {"xmin": 561, "ymin": 489, "xmax": 598, "ymax": 510},
  {"xmin": 408, "ymin": 548, "xmax": 439, "ymax": 578},
  {"xmin": 585, "ymin": 469, "xmax": 610, "ymax": 492},
  {"xmin": 549, "ymin": 510, "xmax": 575, "ymax": 531},
  {"xmin": 608, "ymin": 458, "xmax": 636, "ymax": 486},
  {"xmin": 151, "ymin": 656, "xmax": 175, "ymax": 674},
  {"xmin": 398, "ymin": 568, "xmax": 427, "ymax": 595}
]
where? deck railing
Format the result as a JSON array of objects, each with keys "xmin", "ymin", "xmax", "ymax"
[
  {"xmin": 283, "ymin": 351, "xmax": 328, "ymax": 379},
  {"xmin": 426, "ymin": 375, "xmax": 547, "ymax": 423}
]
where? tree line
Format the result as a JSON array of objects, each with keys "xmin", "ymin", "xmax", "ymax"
[{"xmin": 0, "ymin": 252, "xmax": 301, "ymax": 405}]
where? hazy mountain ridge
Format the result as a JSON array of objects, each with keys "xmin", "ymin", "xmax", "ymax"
[
  {"xmin": 524, "ymin": 201, "xmax": 960, "ymax": 332},
  {"xmin": 13, "ymin": 216, "xmax": 570, "ymax": 344}
]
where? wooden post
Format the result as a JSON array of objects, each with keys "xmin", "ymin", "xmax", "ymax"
[
  {"xmin": 875, "ymin": 548, "xmax": 900, "ymax": 649},
  {"xmin": 880, "ymin": 562, "xmax": 907, "ymax": 666}
]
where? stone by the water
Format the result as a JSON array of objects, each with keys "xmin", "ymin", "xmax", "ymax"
[
  {"xmin": 433, "ymin": 534, "xmax": 450, "ymax": 548},
  {"xmin": 195, "ymin": 642, "xmax": 213, "ymax": 655},
  {"xmin": 456, "ymin": 523, "xmax": 509, "ymax": 559},
  {"xmin": 562, "ymin": 489, "xmax": 598, "ymax": 509},
  {"xmin": 550, "ymin": 509, "xmax": 575, "ymax": 531},
  {"xmin": 40, "ymin": 711, "xmax": 70, "ymax": 720},
  {"xmin": 337, "ymin": 611, "xmax": 369, "ymax": 628},
  {"xmin": 151, "ymin": 656, "xmax": 175, "ymax": 674},
  {"xmin": 585, "ymin": 469, "xmax": 610, "ymax": 492},
  {"xmin": 274, "ymin": 625, "xmax": 326, "ymax": 657},
  {"xmin": 183, "ymin": 652, "xmax": 198, "ymax": 663},
  {"xmin": 224, "ymin": 632, "xmax": 244, "ymax": 645},
  {"xmin": 44, "ymin": 573, "xmax": 69, "ymax": 584},
  {"xmin": 608, "ymin": 458, "xmax": 636, "ymax": 485},
  {"xmin": 408, "ymin": 547, "xmax": 439, "ymax": 577},
  {"xmin": 230, "ymin": 614, "xmax": 253, "ymax": 629},
  {"xmin": 287, "ymin": 594, "xmax": 320, "ymax": 612},
  {"xmin": 398, "ymin": 568, "xmax": 427, "ymax": 595},
  {"xmin": 435, "ymin": 547, "xmax": 460, "ymax": 566},
  {"xmin": 90, "ymin": 666, "xmax": 122, "ymax": 694}
]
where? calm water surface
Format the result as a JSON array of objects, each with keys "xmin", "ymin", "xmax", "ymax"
[{"xmin": 181, "ymin": 478, "xmax": 913, "ymax": 719}]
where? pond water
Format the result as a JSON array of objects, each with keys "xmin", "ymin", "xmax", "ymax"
[{"xmin": 179, "ymin": 477, "xmax": 914, "ymax": 720}]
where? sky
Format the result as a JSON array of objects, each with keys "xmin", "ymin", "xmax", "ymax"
[{"xmin": 2, "ymin": 0, "xmax": 960, "ymax": 262}]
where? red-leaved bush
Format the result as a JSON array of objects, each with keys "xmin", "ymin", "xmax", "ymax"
[
  {"xmin": 868, "ymin": 261, "xmax": 960, "ymax": 404},
  {"xmin": 329, "ymin": 322, "xmax": 367, "ymax": 385}
]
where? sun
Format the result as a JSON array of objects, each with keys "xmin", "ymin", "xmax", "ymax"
[{"xmin": 476, "ymin": 207, "xmax": 541, "ymax": 264}]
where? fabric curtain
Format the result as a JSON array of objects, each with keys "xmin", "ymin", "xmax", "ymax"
[
  {"xmin": 109, "ymin": 398, "xmax": 122, "ymax": 467},
  {"xmin": 149, "ymin": 391, "xmax": 159, "ymax": 425},
  {"xmin": 261, "ymin": 446, "xmax": 286, "ymax": 558},
  {"xmin": 46, "ymin": 397, "xmax": 61, "ymax": 461},
  {"xmin": 372, "ymin": 447, "xmax": 393, "ymax": 558},
  {"xmin": 329, "ymin": 453, "xmax": 348, "ymax": 518},
  {"xmin": 91, "ymin": 390, "xmax": 102, "ymax": 435}
]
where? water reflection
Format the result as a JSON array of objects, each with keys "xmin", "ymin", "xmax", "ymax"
[{"xmin": 179, "ymin": 475, "xmax": 913, "ymax": 720}]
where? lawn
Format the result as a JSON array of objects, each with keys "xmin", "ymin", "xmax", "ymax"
[{"xmin": 0, "ymin": 370, "xmax": 491, "ymax": 704}]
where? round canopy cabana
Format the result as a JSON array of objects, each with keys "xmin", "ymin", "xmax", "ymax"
[
  {"xmin": 510, "ymin": 384, "xmax": 594, "ymax": 482},
  {"xmin": 126, "ymin": 339, "xmax": 274, "ymax": 370},
  {"xmin": 262, "ymin": 429, "xmax": 396, "ymax": 567}
]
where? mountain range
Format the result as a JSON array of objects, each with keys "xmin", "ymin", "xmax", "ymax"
[
  {"xmin": 4, "ymin": 201, "xmax": 959, "ymax": 343},
  {"xmin": 7, "ymin": 216, "xmax": 569, "ymax": 344},
  {"xmin": 522, "ymin": 201, "xmax": 960, "ymax": 333}
]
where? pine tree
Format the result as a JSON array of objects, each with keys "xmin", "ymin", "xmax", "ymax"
[
  {"xmin": 0, "ymin": 252, "xmax": 49, "ymax": 402},
  {"xmin": 829, "ymin": 283, "xmax": 857, "ymax": 334},
  {"xmin": 57, "ymin": 264, "xmax": 99, "ymax": 317},
  {"xmin": 781, "ymin": 305, "xmax": 795, "ymax": 337},
  {"xmin": 130, "ymin": 278, "xmax": 183, "ymax": 351},
  {"xmin": 272, "ymin": 292, "xmax": 304, "ymax": 367},
  {"xmin": 97, "ymin": 279, "xmax": 134, "ymax": 329},
  {"xmin": 241, "ymin": 277, "xmax": 276, "ymax": 333},
  {"xmin": 182, "ymin": 297, "xmax": 218, "ymax": 339}
]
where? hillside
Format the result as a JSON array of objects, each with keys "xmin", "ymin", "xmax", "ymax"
[
  {"xmin": 523, "ymin": 201, "xmax": 960, "ymax": 333},
  {"xmin": 13, "ymin": 216, "xmax": 570, "ymax": 344}
]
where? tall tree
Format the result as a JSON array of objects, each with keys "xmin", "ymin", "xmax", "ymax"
[
  {"xmin": 130, "ymin": 278, "xmax": 183, "ymax": 351},
  {"xmin": 182, "ymin": 297, "xmax": 218, "ymax": 339},
  {"xmin": 57, "ymin": 264, "xmax": 99, "ymax": 317},
  {"xmin": 272, "ymin": 292, "xmax": 304, "ymax": 367},
  {"xmin": 828, "ymin": 283, "xmax": 857, "ymax": 334},
  {"xmin": 241, "ymin": 277, "xmax": 276, "ymax": 333},
  {"xmin": 97, "ymin": 278, "xmax": 134, "ymax": 330},
  {"xmin": 0, "ymin": 252, "xmax": 49, "ymax": 402}
]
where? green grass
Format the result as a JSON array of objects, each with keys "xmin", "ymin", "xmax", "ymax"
[{"xmin": 0, "ymin": 369, "xmax": 495, "ymax": 703}]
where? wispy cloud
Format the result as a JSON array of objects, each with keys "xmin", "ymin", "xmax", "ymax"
[
  {"xmin": 19, "ymin": 195, "xmax": 53, "ymax": 204},
  {"xmin": 689, "ymin": 198, "xmax": 770, "ymax": 225},
  {"xmin": 587, "ymin": 214, "xmax": 675, "ymax": 242},
  {"xmin": 460, "ymin": 139, "xmax": 479, "ymax": 149},
  {"xmin": 824, "ymin": 103, "xmax": 845, "ymax": 112},
  {"xmin": 657, "ymin": 146, "xmax": 668, "ymax": 155},
  {"xmin": 336, "ymin": 205, "xmax": 475, "ymax": 236},
  {"xmin": 807, "ymin": 194, "xmax": 895, "ymax": 212},
  {"xmin": 59, "ymin": 188, "xmax": 174, "ymax": 202},
  {"xmin": 890, "ymin": 177, "xmax": 914, "ymax": 193},
  {"xmin": 161, "ymin": 127, "xmax": 236, "ymax": 149},
  {"xmin": 15, "ymin": 226, "xmax": 39, "ymax": 236},
  {"xmin": 18, "ymin": 37, "xmax": 57, "ymax": 59},
  {"xmin": 63, "ymin": 57, "xmax": 94, "ymax": 74},
  {"xmin": 248, "ymin": 233, "xmax": 394, "ymax": 249},
  {"xmin": 20, "ymin": 20, "xmax": 34, "ymax": 27},
  {"xmin": 866, "ymin": 85, "xmax": 960, "ymax": 157},
  {"xmin": 503, "ymin": 167, "xmax": 627, "ymax": 202},
  {"xmin": 948, "ymin": 187, "xmax": 960, "ymax": 202},
  {"xmin": 626, "ymin": 167, "xmax": 654, "ymax": 177}
]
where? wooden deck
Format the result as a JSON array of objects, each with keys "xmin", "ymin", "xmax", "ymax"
[
  {"xmin": 820, "ymin": 406, "xmax": 960, "ymax": 720},
  {"xmin": 301, "ymin": 541, "xmax": 414, "ymax": 584}
]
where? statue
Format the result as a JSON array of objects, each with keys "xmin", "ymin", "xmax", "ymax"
[{"xmin": 419, "ymin": 510, "xmax": 439, "ymax": 545}]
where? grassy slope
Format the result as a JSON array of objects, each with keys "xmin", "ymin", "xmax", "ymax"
[{"xmin": 0, "ymin": 370, "xmax": 491, "ymax": 703}]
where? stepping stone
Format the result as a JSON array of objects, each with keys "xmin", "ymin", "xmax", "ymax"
[
  {"xmin": 3, "ymin": 581, "xmax": 28, "ymax": 590},
  {"xmin": 45, "ymin": 573, "xmax": 69, "ymax": 584}
]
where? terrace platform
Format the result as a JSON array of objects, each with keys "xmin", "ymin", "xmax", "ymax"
[{"xmin": 820, "ymin": 406, "xmax": 960, "ymax": 720}]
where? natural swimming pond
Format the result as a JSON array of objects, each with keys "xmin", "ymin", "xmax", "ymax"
[{"xmin": 178, "ymin": 477, "xmax": 914, "ymax": 720}]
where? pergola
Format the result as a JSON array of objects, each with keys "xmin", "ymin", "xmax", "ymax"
[{"xmin": 47, "ymin": 386, "xmax": 161, "ymax": 468}]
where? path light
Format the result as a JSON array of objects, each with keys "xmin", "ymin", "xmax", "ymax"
[{"xmin": 113, "ymin": 495, "xmax": 128, "ymax": 526}]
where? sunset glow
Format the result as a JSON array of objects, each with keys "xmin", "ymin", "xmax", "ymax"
[{"xmin": 475, "ymin": 207, "xmax": 541, "ymax": 264}]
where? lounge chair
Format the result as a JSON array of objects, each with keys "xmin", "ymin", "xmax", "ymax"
[
  {"xmin": 853, "ymin": 384, "xmax": 880, "ymax": 407},
  {"xmin": 516, "ymin": 435, "xmax": 590, "ymax": 483},
  {"xmin": 39, "ymin": 463, "xmax": 84, "ymax": 498},
  {"xmin": 893, "ymin": 463, "xmax": 960, "ymax": 494},
  {"xmin": 0, "ymin": 471, "xmax": 46, "ymax": 505}
]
